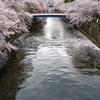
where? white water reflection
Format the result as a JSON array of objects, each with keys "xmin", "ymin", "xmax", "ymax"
[
  {"xmin": 37, "ymin": 44, "xmax": 68, "ymax": 57},
  {"xmin": 44, "ymin": 18, "xmax": 64, "ymax": 39}
]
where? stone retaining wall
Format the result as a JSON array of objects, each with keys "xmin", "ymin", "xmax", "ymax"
[
  {"xmin": 76, "ymin": 23, "xmax": 100, "ymax": 48},
  {"xmin": 63, "ymin": 18, "xmax": 100, "ymax": 48}
]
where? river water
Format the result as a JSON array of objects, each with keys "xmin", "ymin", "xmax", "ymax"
[{"xmin": 0, "ymin": 18, "xmax": 100, "ymax": 100}]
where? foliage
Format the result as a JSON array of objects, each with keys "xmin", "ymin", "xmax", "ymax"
[
  {"xmin": 64, "ymin": 0, "xmax": 74, "ymax": 3},
  {"xmin": 23, "ymin": 4, "xmax": 29, "ymax": 12},
  {"xmin": 98, "ymin": 21, "xmax": 100, "ymax": 25},
  {"xmin": 64, "ymin": 0, "xmax": 67, "ymax": 3},
  {"xmin": 68, "ymin": 0, "xmax": 75, "ymax": 2}
]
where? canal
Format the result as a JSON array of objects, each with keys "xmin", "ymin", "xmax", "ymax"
[{"xmin": 0, "ymin": 18, "xmax": 100, "ymax": 100}]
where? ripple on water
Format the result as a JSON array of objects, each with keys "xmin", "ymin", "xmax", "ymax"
[{"xmin": 1, "ymin": 18, "xmax": 100, "ymax": 100}]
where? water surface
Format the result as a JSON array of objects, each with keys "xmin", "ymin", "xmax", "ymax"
[{"xmin": 0, "ymin": 18, "xmax": 100, "ymax": 100}]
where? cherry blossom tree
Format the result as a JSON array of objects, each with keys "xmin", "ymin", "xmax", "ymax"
[
  {"xmin": 54, "ymin": 0, "xmax": 100, "ymax": 25},
  {"xmin": 54, "ymin": 0, "xmax": 64, "ymax": 8},
  {"xmin": 65, "ymin": 0, "xmax": 100, "ymax": 25},
  {"xmin": 0, "ymin": 0, "xmax": 32, "ymax": 52},
  {"xmin": 0, "ymin": 0, "xmax": 48, "ymax": 52},
  {"xmin": 22, "ymin": 0, "xmax": 48, "ymax": 13},
  {"xmin": 37, "ymin": 0, "xmax": 49, "ymax": 12}
]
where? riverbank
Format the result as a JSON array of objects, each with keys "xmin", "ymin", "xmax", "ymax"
[
  {"xmin": 62, "ymin": 17, "xmax": 100, "ymax": 48},
  {"xmin": 0, "ymin": 18, "xmax": 44, "ymax": 70},
  {"xmin": 1, "ymin": 17, "xmax": 100, "ymax": 70}
]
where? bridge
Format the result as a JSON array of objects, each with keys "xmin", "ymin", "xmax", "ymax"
[
  {"xmin": 30, "ymin": 7, "xmax": 66, "ymax": 17},
  {"xmin": 31, "ymin": 13, "xmax": 66, "ymax": 17}
]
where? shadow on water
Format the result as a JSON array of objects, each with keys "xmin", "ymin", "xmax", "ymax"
[
  {"xmin": 29, "ymin": 19, "xmax": 47, "ymax": 36},
  {"xmin": 72, "ymin": 58, "xmax": 100, "ymax": 76},
  {"xmin": 0, "ymin": 49, "xmax": 34, "ymax": 100}
]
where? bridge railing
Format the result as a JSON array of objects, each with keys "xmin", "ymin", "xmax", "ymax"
[{"xmin": 30, "ymin": 10, "xmax": 66, "ymax": 14}]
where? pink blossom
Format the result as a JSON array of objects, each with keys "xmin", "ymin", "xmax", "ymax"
[
  {"xmin": 0, "ymin": 0, "xmax": 48, "ymax": 52},
  {"xmin": 54, "ymin": 0, "xmax": 100, "ymax": 25}
]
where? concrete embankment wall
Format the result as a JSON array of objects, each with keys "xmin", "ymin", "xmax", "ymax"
[
  {"xmin": 63, "ymin": 18, "xmax": 100, "ymax": 48},
  {"xmin": 0, "ymin": 32, "xmax": 22, "ymax": 69},
  {"xmin": 77, "ymin": 23, "xmax": 100, "ymax": 48}
]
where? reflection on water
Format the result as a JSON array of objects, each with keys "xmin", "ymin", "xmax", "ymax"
[
  {"xmin": 44, "ymin": 18, "xmax": 64, "ymax": 39},
  {"xmin": 0, "ymin": 18, "xmax": 100, "ymax": 100}
]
